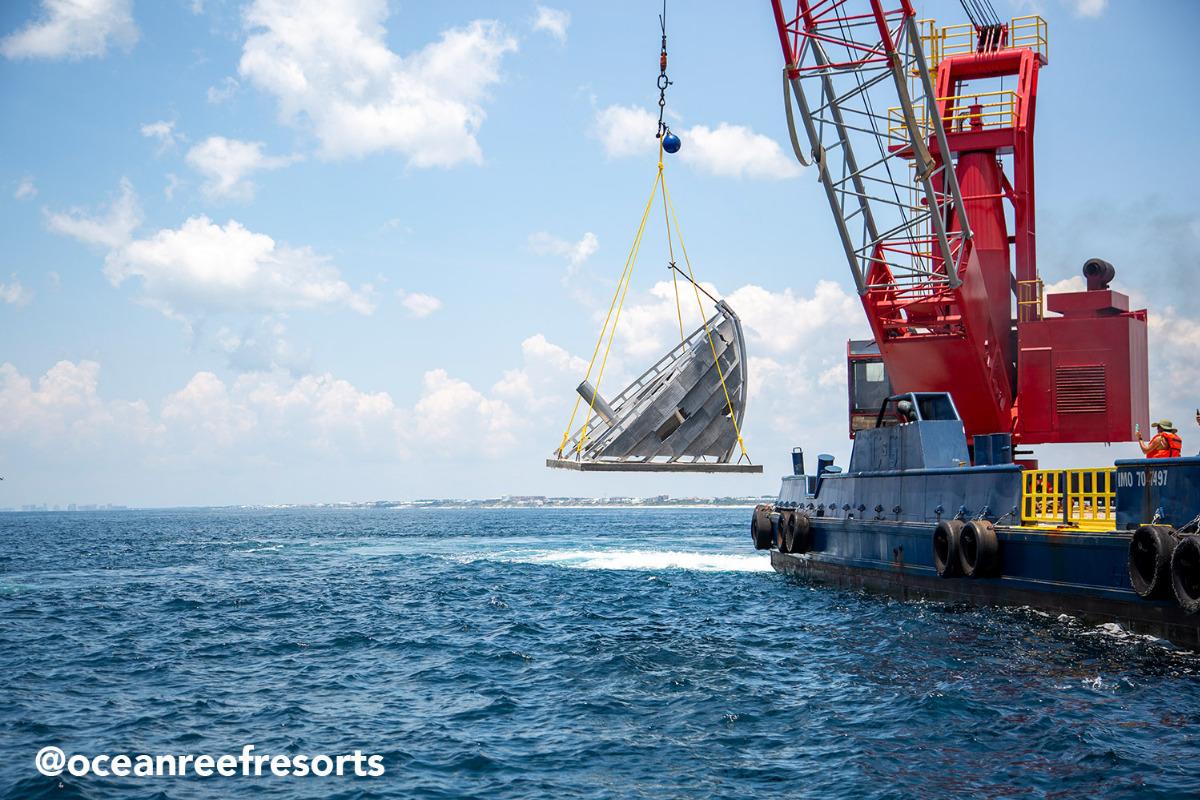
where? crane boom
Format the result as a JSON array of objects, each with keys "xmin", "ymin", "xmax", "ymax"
[
  {"xmin": 771, "ymin": 2, "xmax": 1149, "ymax": 447},
  {"xmin": 773, "ymin": 0, "xmax": 971, "ymax": 296}
]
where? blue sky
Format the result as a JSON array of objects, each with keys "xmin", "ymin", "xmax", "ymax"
[{"xmin": 1, "ymin": 0, "xmax": 1198, "ymax": 507}]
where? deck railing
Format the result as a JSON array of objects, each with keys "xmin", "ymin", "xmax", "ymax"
[
  {"xmin": 1021, "ymin": 468, "xmax": 1116, "ymax": 531},
  {"xmin": 918, "ymin": 15, "xmax": 1049, "ymax": 72},
  {"xmin": 888, "ymin": 89, "xmax": 1018, "ymax": 145}
]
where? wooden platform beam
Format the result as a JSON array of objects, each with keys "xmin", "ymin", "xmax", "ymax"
[{"xmin": 546, "ymin": 458, "xmax": 762, "ymax": 474}]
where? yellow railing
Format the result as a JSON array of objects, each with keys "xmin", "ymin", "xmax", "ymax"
[
  {"xmin": 920, "ymin": 15, "xmax": 1049, "ymax": 72},
  {"xmin": 1016, "ymin": 278, "xmax": 1043, "ymax": 322},
  {"xmin": 938, "ymin": 22, "xmax": 976, "ymax": 64},
  {"xmin": 943, "ymin": 90, "xmax": 1017, "ymax": 132},
  {"xmin": 888, "ymin": 90, "xmax": 1016, "ymax": 143},
  {"xmin": 915, "ymin": 19, "xmax": 939, "ymax": 74},
  {"xmin": 1010, "ymin": 15, "xmax": 1049, "ymax": 61},
  {"xmin": 1021, "ymin": 468, "xmax": 1116, "ymax": 532}
]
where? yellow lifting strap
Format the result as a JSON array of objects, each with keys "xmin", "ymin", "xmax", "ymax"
[
  {"xmin": 555, "ymin": 163, "xmax": 662, "ymax": 459},
  {"xmin": 661, "ymin": 170, "xmax": 751, "ymax": 465},
  {"xmin": 555, "ymin": 143, "xmax": 752, "ymax": 465},
  {"xmin": 660, "ymin": 155, "xmax": 686, "ymax": 350}
]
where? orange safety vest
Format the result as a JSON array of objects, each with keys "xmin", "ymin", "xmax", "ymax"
[{"xmin": 1149, "ymin": 431, "xmax": 1182, "ymax": 458}]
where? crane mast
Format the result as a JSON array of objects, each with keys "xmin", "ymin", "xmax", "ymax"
[{"xmin": 771, "ymin": 1, "xmax": 1148, "ymax": 448}]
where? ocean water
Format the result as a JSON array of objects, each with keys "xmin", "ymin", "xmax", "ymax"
[{"xmin": 1, "ymin": 507, "xmax": 1199, "ymax": 799}]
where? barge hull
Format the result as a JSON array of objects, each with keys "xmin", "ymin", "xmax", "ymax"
[{"xmin": 772, "ymin": 549, "xmax": 1200, "ymax": 650}]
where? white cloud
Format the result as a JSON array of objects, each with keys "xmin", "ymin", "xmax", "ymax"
[
  {"xmin": 0, "ymin": 275, "xmax": 860, "ymax": 493},
  {"xmin": 529, "ymin": 231, "xmax": 598, "ymax": 273},
  {"xmin": 206, "ymin": 76, "xmax": 239, "ymax": 104},
  {"xmin": 1042, "ymin": 275, "xmax": 1085, "ymax": 295},
  {"xmin": 45, "ymin": 177, "xmax": 142, "ymax": 249},
  {"xmin": 681, "ymin": 123, "xmax": 803, "ymax": 180},
  {"xmin": 1, "ymin": 0, "xmax": 138, "ymax": 60},
  {"xmin": 530, "ymin": 231, "xmax": 601, "ymax": 304},
  {"xmin": 158, "ymin": 369, "xmax": 405, "ymax": 459},
  {"xmin": 14, "ymin": 177, "xmax": 37, "ymax": 200},
  {"xmin": 140, "ymin": 120, "xmax": 178, "ymax": 153},
  {"xmin": 605, "ymin": 279, "xmax": 857, "ymax": 364},
  {"xmin": 162, "ymin": 372, "xmax": 256, "ymax": 448},
  {"xmin": 397, "ymin": 290, "xmax": 443, "ymax": 318},
  {"xmin": 611, "ymin": 279, "xmax": 715, "ymax": 360},
  {"xmin": 0, "ymin": 359, "xmax": 522, "ymax": 464},
  {"xmin": 1148, "ymin": 307, "xmax": 1200, "ymax": 411},
  {"xmin": 413, "ymin": 369, "xmax": 518, "ymax": 456},
  {"xmin": 380, "ymin": 217, "xmax": 412, "ymax": 235},
  {"xmin": 726, "ymin": 280, "xmax": 858, "ymax": 353},
  {"xmin": 1071, "ymin": 0, "xmax": 1107, "ymax": 17},
  {"xmin": 532, "ymin": 6, "xmax": 570, "ymax": 42},
  {"xmin": 593, "ymin": 104, "xmax": 658, "ymax": 159},
  {"xmin": 593, "ymin": 104, "xmax": 802, "ymax": 179},
  {"xmin": 104, "ymin": 216, "xmax": 374, "ymax": 319},
  {"xmin": 0, "ymin": 276, "xmax": 34, "ymax": 307},
  {"xmin": 0, "ymin": 360, "xmax": 160, "ymax": 451},
  {"xmin": 216, "ymin": 317, "xmax": 310, "ymax": 374},
  {"xmin": 164, "ymin": 173, "xmax": 182, "ymax": 201},
  {"xmin": 185, "ymin": 136, "xmax": 298, "ymax": 201},
  {"xmin": 240, "ymin": 370, "xmax": 405, "ymax": 456},
  {"xmin": 493, "ymin": 333, "xmax": 588, "ymax": 415},
  {"xmin": 237, "ymin": 1, "xmax": 517, "ymax": 165},
  {"xmin": 47, "ymin": 181, "xmax": 373, "ymax": 322}
]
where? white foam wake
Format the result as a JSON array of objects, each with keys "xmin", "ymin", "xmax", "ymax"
[{"xmin": 496, "ymin": 549, "xmax": 772, "ymax": 573}]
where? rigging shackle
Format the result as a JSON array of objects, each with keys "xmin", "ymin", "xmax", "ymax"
[{"xmin": 655, "ymin": 0, "xmax": 679, "ymax": 153}]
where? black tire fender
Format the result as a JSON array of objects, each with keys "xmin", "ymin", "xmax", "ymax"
[
  {"xmin": 1170, "ymin": 534, "xmax": 1200, "ymax": 614},
  {"xmin": 960, "ymin": 519, "xmax": 999, "ymax": 578},
  {"xmin": 932, "ymin": 519, "xmax": 964, "ymax": 578},
  {"xmin": 777, "ymin": 510, "xmax": 795, "ymax": 553},
  {"xmin": 751, "ymin": 504, "xmax": 774, "ymax": 550},
  {"xmin": 786, "ymin": 514, "xmax": 812, "ymax": 554},
  {"xmin": 1128, "ymin": 524, "xmax": 1176, "ymax": 599}
]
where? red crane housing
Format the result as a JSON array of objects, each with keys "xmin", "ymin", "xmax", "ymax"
[{"xmin": 771, "ymin": 1, "xmax": 1148, "ymax": 448}]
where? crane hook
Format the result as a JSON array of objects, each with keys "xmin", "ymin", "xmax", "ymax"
[{"xmin": 655, "ymin": 0, "xmax": 680, "ymax": 154}]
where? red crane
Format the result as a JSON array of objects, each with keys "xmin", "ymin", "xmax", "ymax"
[{"xmin": 771, "ymin": 0, "xmax": 1148, "ymax": 449}]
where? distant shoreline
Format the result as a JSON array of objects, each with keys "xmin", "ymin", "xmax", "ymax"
[
  {"xmin": 2, "ymin": 499, "xmax": 772, "ymax": 513},
  {"xmin": 389, "ymin": 504, "xmax": 761, "ymax": 510}
]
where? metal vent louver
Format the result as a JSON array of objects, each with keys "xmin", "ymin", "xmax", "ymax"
[{"xmin": 1055, "ymin": 364, "xmax": 1106, "ymax": 414}]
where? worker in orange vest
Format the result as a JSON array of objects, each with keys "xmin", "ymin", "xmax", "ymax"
[{"xmin": 1138, "ymin": 419, "xmax": 1182, "ymax": 458}]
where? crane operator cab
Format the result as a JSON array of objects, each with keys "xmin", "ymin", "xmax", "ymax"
[{"xmin": 847, "ymin": 339, "xmax": 893, "ymax": 437}]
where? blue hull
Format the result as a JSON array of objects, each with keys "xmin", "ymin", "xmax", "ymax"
[
  {"xmin": 762, "ymin": 395, "xmax": 1200, "ymax": 648},
  {"xmin": 769, "ymin": 515, "xmax": 1200, "ymax": 649}
]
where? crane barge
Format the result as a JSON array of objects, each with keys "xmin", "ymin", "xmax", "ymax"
[{"xmin": 753, "ymin": 1, "xmax": 1200, "ymax": 648}]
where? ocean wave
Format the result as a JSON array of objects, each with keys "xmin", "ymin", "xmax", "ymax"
[{"xmin": 465, "ymin": 549, "xmax": 772, "ymax": 573}]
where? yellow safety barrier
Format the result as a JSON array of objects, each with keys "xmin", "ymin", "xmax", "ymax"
[
  {"xmin": 888, "ymin": 90, "xmax": 1017, "ymax": 144},
  {"xmin": 919, "ymin": 15, "xmax": 1048, "ymax": 72},
  {"xmin": 1021, "ymin": 468, "xmax": 1116, "ymax": 532},
  {"xmin": 915, "ymin": 19, "xmax": 939, "ymax": 74},
  {"xmin": 1010, "ymin": 15, "xmax": 1049, "ymax": 62},
  {"xmin": 941, "ymin": 90, "xmax": 1017, "ymax": 132},
  {"xmin": 1016, "ymin": 278, "xmax": 1043, "ymax": 322},
  {"xmin": 937, "ymin": 22, "xmax": 976, "ymax": 64}
]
